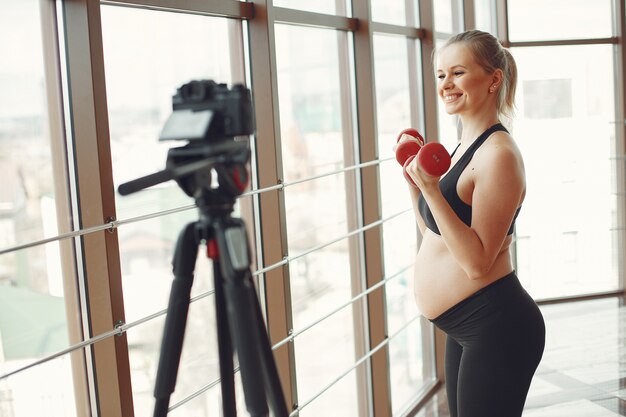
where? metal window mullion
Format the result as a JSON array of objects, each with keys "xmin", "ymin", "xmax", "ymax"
[
  {"xmin": 419, "ymin": 3, "xmax": 439, "ymax": 146},
  {"xmin": 336, "ymin": 6, "xmax": 372, "ymax": 417},
  {"xmin": 509, "ymin": 37, "xmax": 618, "ymax": 48},
  {"xmin": 352, "ymin": 0, "xmax": 392, "ymax": 416},
  {"xmin": 61, "ymin": 2, "xmax": 133, "ymax": 416},
  {"xmin": 417, "ymin": 0, "xmax": 447, "ymax": 384},
  {"xmin": 405, "ymin": 0, "xmax": 440, "ymax": 407},
  {"xmin": 100, "ymin": 0, "xmax": 254, "ymax": 19},
  {"xmin": 273, "ymin": 6, "xmax": 358, "ymax": 30},
  {"xmin": 247, "ymin": 1, "xmax": 298, "ymax": 412},
  {"xmin": 40, "ymin": 1, "xmax": 91, "ymax": 415},
  {"xmin": 370, "ymin": 21, "xmax": 424, "ymax": 38},
  {"xmin": 336, "ymin": 22, "xmax": 372, "ymax": 417},
  {"xmin": 495, "ymin": 0, "xmax": 509, "ymax": 45},
  {"xmin": 405, "ymin": 0, "xmax": 422, "ymax": 211},
  {"xmin": 228, "ymin": 17, "xmax": 260, "ymax": 277},
  {"xmin": 613, "ymin": 0, "xmax": 626, "ymax": 292},
  {"xmin": 462, "ymin": 0, "xmax": 476, "ymax": 30}
]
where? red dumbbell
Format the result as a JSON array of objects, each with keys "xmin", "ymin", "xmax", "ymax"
[{"xmin": 395, "ymin": 128, "xmax": 451, "ymax": 184}]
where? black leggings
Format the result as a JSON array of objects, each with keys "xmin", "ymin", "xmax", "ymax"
[{"xmin": 431, "ymin": 272, "xmax": 545, "ymax": 417}]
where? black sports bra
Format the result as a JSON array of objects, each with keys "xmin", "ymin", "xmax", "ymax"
[{"xmin": 417, "ymin": 123, "xmax": 521, "ymax": 236}]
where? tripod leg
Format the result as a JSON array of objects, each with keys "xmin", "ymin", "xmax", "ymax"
[
  {"xmin": 247, "ymin": 289, "xmax": 290, "ymax": 417},
  {"xmin": 216, "ymin": 219, "xmax": 289, "ymax": 417},
  {"xmin": 153, "ymin": 222, "xmax": 199, "ymax": 417},
  {"xmin": 212, "ymin": 255, "xmax": 237, "ymax": 417},
  {"xmin": 222, "ymin": 272, "xmax": 270, "ymax": 417}
]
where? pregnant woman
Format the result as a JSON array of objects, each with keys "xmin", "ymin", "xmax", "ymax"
[{"xmin": 399, "ymin": 30, "xmax": 545, "ymax": 417}]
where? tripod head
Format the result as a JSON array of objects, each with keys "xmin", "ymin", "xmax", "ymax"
[{"xmin": 118, "ymin": 80, "xmax": 254, "ymax": 216}]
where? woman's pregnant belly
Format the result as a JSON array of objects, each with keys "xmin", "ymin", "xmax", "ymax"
[{"xmin": 413, "ymin": 230, "xmax": 513, "ymax": 319}]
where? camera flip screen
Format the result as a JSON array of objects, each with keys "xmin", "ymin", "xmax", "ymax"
[{"xmin": 159, "ymin": 109, "xmax": 214, "ymax": 142}]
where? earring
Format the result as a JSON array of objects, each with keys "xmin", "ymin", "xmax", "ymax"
[{"xmin": 489, "ymin": 86, "xmax": 496, "ymax": 93}]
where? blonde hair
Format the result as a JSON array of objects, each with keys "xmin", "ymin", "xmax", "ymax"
[{"xmin": 438, "ymin": 30, "xmax": 518, "ymax": 123}]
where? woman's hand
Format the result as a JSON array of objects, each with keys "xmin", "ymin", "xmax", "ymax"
[
  {"xmin": 404, "ymin": 155, "xmax": 442, "ymax": 194},
  {"xmin": 393, "ymin": 132, "xmax": 423, "ymax": 154}
]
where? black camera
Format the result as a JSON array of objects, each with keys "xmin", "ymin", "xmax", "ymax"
[
  {"xmin": 159, "ymin": 80, "xmax": 255, "ymax": 142},
  {"xmin": 118, "ymin": 80, "xmax": 254, "ymax": 198}
]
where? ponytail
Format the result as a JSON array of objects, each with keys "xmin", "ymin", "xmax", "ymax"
[{"xmin": 500, "ymin": 48, "xmax": 518, "ymax": 124}]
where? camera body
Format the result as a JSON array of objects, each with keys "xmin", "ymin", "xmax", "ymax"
[{"xmin": 160, "ymin": 80, "xmax": 255, "ymax": 142}]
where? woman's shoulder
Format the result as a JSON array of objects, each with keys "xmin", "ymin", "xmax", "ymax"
[
  {"xmin": 480, "ymin": 129, "xmax": 522, "ymax": 160},
  {"xmin": 475, "ymin": 129, "xmax": 525, "ymax": 176}
]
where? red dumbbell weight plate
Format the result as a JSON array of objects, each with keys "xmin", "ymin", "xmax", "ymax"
[
  {"xmin": 395, "ymin": 128, "xmax": 424, "ymax": 165},
  {"xmin": 395, "ymin": 141, "xmax": 420, "ymax": 165},
  {"xmin": 417, "ymin": 143, "xmax": 451, "ymax": 177},
  {"xmin": 396, "ymin": 128, "xmax": 424, "ymax": 145}
]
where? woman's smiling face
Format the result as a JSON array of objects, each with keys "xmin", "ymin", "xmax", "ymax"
[{"xmin": 436, "ymin": 42, "xmax": 496, "ymax": 117}]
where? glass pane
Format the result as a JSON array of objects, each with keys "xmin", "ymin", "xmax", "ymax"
[
  {"xmin": 371, "ymin": 0, "xmax": 418, "ymax": 26},
  {"xmin": 275, "ymin": 24, "xmax": 358, "ymax": 414},
  {"xmin": 2, "ymin": 354, "xmax": 77, "ymax": 416},
  {"xmin": 373, "ymin": 33, "xmax": 416, "ymax": 165},
  {"xmin": 101, "ymin": 6, "xmax": 240, "ymax": 220},
  {"xmin": 0, "ymin": 4, "xmax": 63, "ymax": 246},
  {"xmin": 373, "ymin": 33, "xmax": 430, "ymax": 412},
  {"xmin": 389, "ymin": 320, "xmax": 425, "ymax": 414},
  {"xmin": 432, "ymin": 4, "xmax": 461, "ymax": 147},
  {"xmin": 433, "ymin": 0, "xmax": 462, "ymax": 34},
  {"xmin": 122, "ymin": 212, "xmax": 251, "ymax": 416},
  {"xmin": 0, "ymin": 2, "xmax": 79, "ymax": 415},
  {"xmin": 289, "ymin": 247, "xmax": 356, "ymax": 416},
  {"xmin": 512, "ymin": 45, "xmax": 619, "ymax": 299},
  {"xmin": 474, "ymin": 0, "xmax": 496, "ymax": 35},
  {"xmin": 101, "ymin": 6, "xmax": 249, "ymax": 415},
  {"xmin": 123, "ymin": 261, "xmax": 221, "ymax": 414},
  {"xmin": 434, "ymin": 38, "xmax": 460, "ymax": 151},
  {"xmin": 273, "ymin": 0, "xmax": 349, "ymax": 16},
  {"xmin": 508, "ymin": 0, "xmax": 614, "ymax": 42}
]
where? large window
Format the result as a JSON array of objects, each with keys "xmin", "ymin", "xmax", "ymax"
[
  {"xmin": 371, "ymin": 0, "xmax": 418, "ymax": 25},
  {"xmin": 275, "ymin": 23, "xmax": 359, "ymax": 415},
  {"xmin": 508, "ymin": 0, "xmax": 613, "ymax": 41},
  {"xmin": 513, "ymin": 44, "xmax": 619, "ymax": 299},
  {"xmin": 101, "ymin": 5, "xmax": 248, "ymax": 415},
  {"xmin": 272, "ymin": 0, "xmax": 349, "ymax": 15},
  {"xmin": 507, "ymin": 0, "xmax": 622, "ymax": 299},
  {"xmin": 373, "ymin": 32, "xmax": 434, "ymax": 414},
  {"xmin": 0, "ymin": 2, "xmax": 81, "ymax": 415},
  {"xmin": 6, "ymin": 1, "xmax": 623, "ymax": 417}
]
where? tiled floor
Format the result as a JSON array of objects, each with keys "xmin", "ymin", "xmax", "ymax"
[{"xmin": 415, "ymin": 296, "xmax": 626, "ymax": 416}]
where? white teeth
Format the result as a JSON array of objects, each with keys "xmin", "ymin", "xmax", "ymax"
[{"xmin": 444, "ymin": 94, "xmax": 460, "ymax": 102}]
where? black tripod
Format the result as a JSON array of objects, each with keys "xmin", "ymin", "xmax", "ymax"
[{"xmin": 119, "ymin": 140, "xmax": 289, "ymax": 417}]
